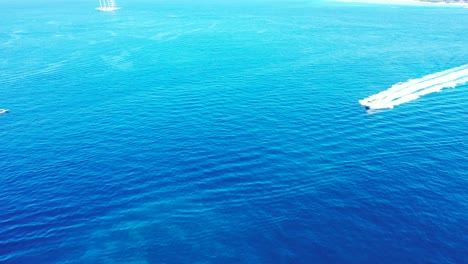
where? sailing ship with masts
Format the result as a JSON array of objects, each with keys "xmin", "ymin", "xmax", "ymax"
[{"xmin": 96, "ymin": 0, "xmax": 120, "ymax": 11}]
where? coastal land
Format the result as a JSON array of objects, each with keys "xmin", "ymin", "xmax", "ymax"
[{"xmin": 331, "ymin": 0, "xmax": 468, "ymax": 6}]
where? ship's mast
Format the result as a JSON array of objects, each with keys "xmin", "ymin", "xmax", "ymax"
[{"xmin": 97, "ymin": 0, "xmax": 118, "ymax": 10}]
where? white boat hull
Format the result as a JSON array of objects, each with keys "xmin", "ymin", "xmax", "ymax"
[
  {"xmin": 96, "ymin": 7, "xmax": 120, "ymax": 11},
  {"xmin": 97, "ymin": 0, "xmax": 120, "ymax": 11}
]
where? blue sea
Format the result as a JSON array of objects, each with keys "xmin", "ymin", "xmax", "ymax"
[{"xmin": 1, "ymin": 0, "xmax": 467, "ymax": 263}]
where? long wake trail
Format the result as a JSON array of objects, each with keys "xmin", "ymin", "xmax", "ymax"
[{"xmin": 359, "ymin": 64, "xmax": 468, "ymax": 109}]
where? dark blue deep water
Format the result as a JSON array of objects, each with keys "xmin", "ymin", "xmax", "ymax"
[{"xmin": 1, "ymin": 0, "xmax": 467, "ymax": 263}]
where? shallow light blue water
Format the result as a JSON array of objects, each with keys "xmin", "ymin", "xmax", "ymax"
[{"xmin": 1, "ymin": 0, "xmax": 467, "ymax": 263}]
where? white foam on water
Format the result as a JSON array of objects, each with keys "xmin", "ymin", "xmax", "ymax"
[{"xmin": 359, "ymin": 64, "xmax": 468, "ymax": 109}]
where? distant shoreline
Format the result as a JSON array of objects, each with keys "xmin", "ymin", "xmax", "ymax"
[{"xmin": 330, "ymin": 0, "xmax": 468, "ymax": 6}]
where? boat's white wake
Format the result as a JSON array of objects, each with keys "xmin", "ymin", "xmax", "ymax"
[{"xmin": 359, "ymin": 64, "xmax": 468, "ymax": 109}]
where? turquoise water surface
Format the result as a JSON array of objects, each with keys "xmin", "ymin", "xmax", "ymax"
[{"xmin": 1, "ymin": 0, "xmax": 467, "ymax": 263}]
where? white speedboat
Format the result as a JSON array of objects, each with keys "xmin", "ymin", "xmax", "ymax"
[{"xmin": 359, "ymin": 99, "xmax": 392, "ymax": 110}]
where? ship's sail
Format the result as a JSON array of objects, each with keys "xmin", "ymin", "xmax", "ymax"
[{"xmin": 97, "ymin": 0, "xmax": 120, "ymax": 11}]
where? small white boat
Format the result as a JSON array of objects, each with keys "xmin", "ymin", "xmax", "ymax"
[
  {"xmin": 96, "ymin": 0, "xmax": 120, "ymax": 11},
  {"xmin": 0, "ymin": 109, "xmax": 9, "ymax": 114},
  {"xmin": 359, "ymin": 99, "xmax": 392, "ymax": 110}
]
